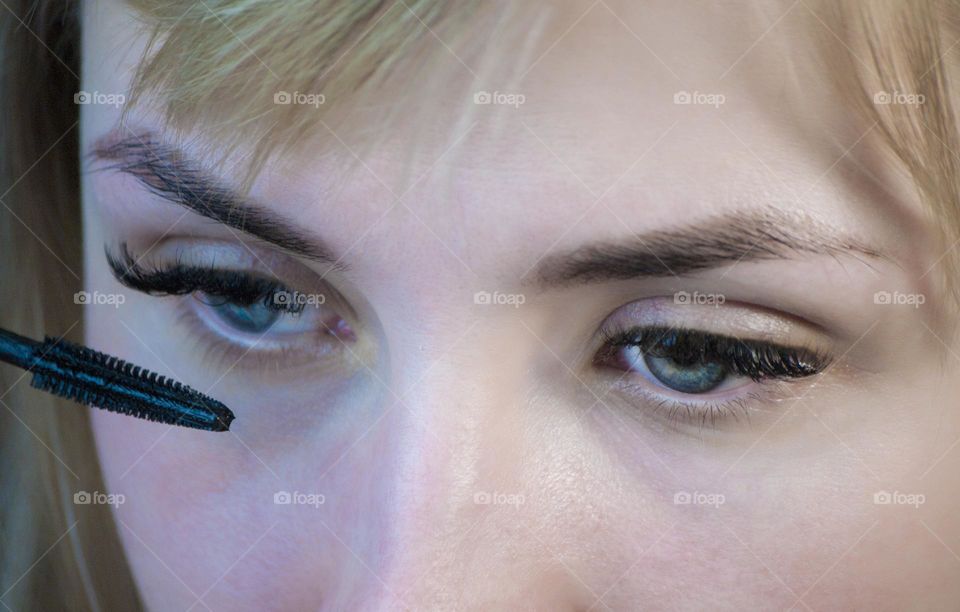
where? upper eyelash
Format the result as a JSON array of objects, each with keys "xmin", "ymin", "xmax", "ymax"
[
  {"xmin": 105, "ymin": 243, "xmax": 306, "ymax": 314},
  {"xmin": 597, "ymin": 325, "xmax": 831, "ymax": 381}
]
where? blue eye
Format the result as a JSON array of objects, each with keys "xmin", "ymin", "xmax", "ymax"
[
  {"xmin": 195, "ymin": 291, "xmax": 340, "ymax": 342},
  {"xmin": 598, "ymin": 326, "xmax": 828, "ymax": 398},
  {"xmin": 208, "ymin": 300, "xmax": 281, "ymax": 334},
  {"xmin": 621, "ymin": 345, "xmax": 728, "ymax": 394}
]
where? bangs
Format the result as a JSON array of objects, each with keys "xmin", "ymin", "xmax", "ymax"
[{"xmin": 122, "ymin": 0, "xmax": 542, "ymax": 189}]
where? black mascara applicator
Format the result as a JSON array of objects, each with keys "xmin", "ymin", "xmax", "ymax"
[{"xmin": 0, "ymin": 327, "xmax": 234, "ymax": 431}]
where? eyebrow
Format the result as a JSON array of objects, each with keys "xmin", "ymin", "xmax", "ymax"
[
  {"xmin": 89, "ymin": 132, "xmax": 343, "ymax": 267},
  {"xmin": 533, "ymin": 210, "xmax": 885, "ymax": 286}
]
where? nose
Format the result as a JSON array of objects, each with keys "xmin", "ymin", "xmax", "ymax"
[{"xmin": 340, "ymin": 318, "xmax": 600, "ymax": 610}]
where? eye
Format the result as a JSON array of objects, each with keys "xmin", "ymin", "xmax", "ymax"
[
  {"xmin": 197, "ymin": 292, "xmax": 333, "ymax": 338},
  {"xmin": 106, "ymin": 242, "xmax": 356, "ymax": 359},
  {"xmin": 186, "ymin": 286, "xmax": 354, "ymax": 354},
  {"xmin": 595, "ymin": 326, "xmax": 828, "ymax": 398}
]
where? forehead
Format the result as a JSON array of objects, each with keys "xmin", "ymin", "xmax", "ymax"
[{"xmin": 82, "ymin": 0, "xmax": 919, "ymax": 265}]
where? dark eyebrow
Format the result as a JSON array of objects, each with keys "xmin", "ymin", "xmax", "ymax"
[
  {"xmin": 533, "ymin": 209, "xmax": 885, "ymax": 286},
  {"xmin": 89, "ymin": 131, "xmax": 343, "ymax": 268}
]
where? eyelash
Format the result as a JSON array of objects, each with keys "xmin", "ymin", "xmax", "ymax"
[
  {"xmin": 105, "ymin": 243, "xmax": 307, "ymax": 315},
  {"xmin": 597, "ymin": 325, "xmax": 829, "ymax": 381},
  {"xmin": 595, "ymin": 325, "xmax": 831, "ymax": 427}
]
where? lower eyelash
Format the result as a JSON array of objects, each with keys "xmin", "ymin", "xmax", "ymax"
[
  {"xmin": 605, "ymin": 375, "xmax": 804, "ymax": 433},
  {"xmin": 171, "ymin": 296, "xmax": 347, "ymax": 374}
]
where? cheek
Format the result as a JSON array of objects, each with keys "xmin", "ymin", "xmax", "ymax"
[
  {"xmin": 90, "ymin": 405, "xmax": 271, "ymax": 608},
  {"xmin": 91, "ymin": 405, "xmax": 408, "ymax": 610}
]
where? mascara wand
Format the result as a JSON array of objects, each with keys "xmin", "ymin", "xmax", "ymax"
[{"xmin": 0, "ymin": 327, "xmax": 234, "ymax": 432}]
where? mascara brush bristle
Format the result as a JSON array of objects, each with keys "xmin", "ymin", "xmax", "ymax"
[{"xmin": 30, "ymin": 336, "xmax": 234, "ymax": 432}]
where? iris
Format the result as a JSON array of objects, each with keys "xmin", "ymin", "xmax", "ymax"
[
  {"xmin": 622, "ymin": 344, "xmax": 728, "ymax": 393},
  {"xmin": 207, "ymin": 300, "xmax": 280, "ymax": 334}
]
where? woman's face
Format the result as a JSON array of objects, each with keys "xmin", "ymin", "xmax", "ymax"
[{"xmin": 80, "ymin": 0, "xmax": 960, "ymax": 609}]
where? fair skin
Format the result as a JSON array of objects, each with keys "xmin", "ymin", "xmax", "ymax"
[{"xmin": 81, "ymin": 0, "xmax": 960, "ymax": 609}]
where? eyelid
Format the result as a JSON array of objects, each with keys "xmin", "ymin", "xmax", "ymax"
[
  {"xmin": 170, "ymin": 299, "xmax": 350, "ymax": 374},
  {"xmin": 595, "ymin": 348, "xmax": 820, "ymax": 432},
  {"xmin": 603, "ymin": 374, "xmax": 796, "ymax": 432},
  {"xmin": 598, "ymin": 296, "xmax": 836, "ymax": 357}
]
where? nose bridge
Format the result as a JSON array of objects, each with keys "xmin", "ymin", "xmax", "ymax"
[{"xmin": 369, "ymin": 317, "xmax": 534, "ymax": 603}]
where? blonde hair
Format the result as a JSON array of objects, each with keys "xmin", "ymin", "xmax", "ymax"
[
  {"xmin": 2, "ymin": 1, "xmax": 959, "ymax": 609},
  {"xmin": 123, "ymin": 0, "xmax": 541, "ymax": 190}
]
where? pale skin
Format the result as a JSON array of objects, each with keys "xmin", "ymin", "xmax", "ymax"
[{"xmin": 81, "ymin": 0, "xmax": 960, "ymax": 609}]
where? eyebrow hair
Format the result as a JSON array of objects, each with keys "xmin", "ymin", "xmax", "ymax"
[
  {"xmin": 89, "ymin": 132, "xmax": 343, "ymax": 267},
  {"xmin": 533, "ymin": 210, "xmax": 885, "ymax": 286}
]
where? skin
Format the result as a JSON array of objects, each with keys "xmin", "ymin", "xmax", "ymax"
[{"xmin": 81, "ymin": 0, "xmax": 960, "ymax": 609}]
